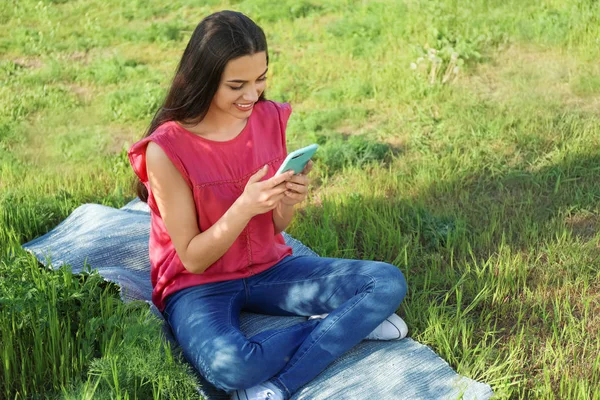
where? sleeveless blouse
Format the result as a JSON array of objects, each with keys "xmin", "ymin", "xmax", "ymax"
[{"xmin": 128, "ymin": 100, "xmax": 294, "ymax": 311}]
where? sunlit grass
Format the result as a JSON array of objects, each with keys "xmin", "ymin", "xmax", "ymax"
[{"xmin": 1, "ymin": 0, "xmax": 599, "ymax": 398}]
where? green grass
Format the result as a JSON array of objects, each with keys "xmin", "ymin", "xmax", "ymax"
[{"xmin": 1, "ymin": 0, "xmax": 600, "ymax": 398}]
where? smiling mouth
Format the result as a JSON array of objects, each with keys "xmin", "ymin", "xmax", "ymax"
[{"xmin": 234, "ymin": 103, "xmax": 254, "ymax": 110}]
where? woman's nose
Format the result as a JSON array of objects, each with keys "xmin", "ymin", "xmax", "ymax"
[{"xmin": 242, "ymin": 85, "xmax": 260, "ymax": 102}]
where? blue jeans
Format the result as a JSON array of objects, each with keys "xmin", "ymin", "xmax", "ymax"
[{"xmin": 163, "ymin": 255, "xmax": 407, "ymax": 399}]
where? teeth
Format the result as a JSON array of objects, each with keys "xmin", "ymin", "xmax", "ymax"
[{"xmin": 236, "ymin": 103, "xmax": 253, "ymax": 108}]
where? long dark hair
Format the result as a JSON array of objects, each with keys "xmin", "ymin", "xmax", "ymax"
[{"xmin": 134, "ymin": 10, "xmax": 268, "ymax": 202}]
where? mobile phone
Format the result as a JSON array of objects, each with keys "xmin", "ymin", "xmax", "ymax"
[{"xmin": 276, "ymin": 144, "xmax": 318, "ymax": 175}]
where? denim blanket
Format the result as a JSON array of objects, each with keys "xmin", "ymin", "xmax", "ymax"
[{"xmin": 22, "ymin": 198, "xmax": 494, "ymax": 400}]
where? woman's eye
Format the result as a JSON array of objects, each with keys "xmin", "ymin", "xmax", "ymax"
[{"xmin": 229, "ymin": 77, "xmax": 266, "ymax": 90}]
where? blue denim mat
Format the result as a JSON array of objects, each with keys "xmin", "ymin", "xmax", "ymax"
[{"xmin": 22, "ymin": 198, "xmax": 494, "ymax": 400}]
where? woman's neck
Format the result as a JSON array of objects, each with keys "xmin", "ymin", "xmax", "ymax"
[{"xmin": 181, "ymin": 110, "xmax": 247, "ymax": 139}]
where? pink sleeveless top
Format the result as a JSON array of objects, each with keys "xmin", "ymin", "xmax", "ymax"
[{"xmin": 128, "ymin": 100, "xmax": 294, "ymax": 311}]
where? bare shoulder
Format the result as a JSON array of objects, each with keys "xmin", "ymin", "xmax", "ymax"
[
  {"xmin": 145, "ymin": 141, "xmax": 183, "ymax": 181},
  {"xmin": 145, "ymin": 142, "xmax": 191, "ymax": 199},
  {"xmin": 146, "ymin": 141, "xmax": 170, "ymax": 165}
]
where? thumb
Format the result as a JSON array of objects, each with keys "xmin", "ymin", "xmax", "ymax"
[{"xmin": 247, "ymin": 165, "xmax": 269, "ymax": 184}]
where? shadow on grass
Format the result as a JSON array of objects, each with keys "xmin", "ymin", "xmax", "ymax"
[
  {"xmin": 289, "ymin": 150, "xmax": 600, "ymax": 396},
  {"xmin": 298, "ymin": 150, "xmax": 600, "ymax": 272}
]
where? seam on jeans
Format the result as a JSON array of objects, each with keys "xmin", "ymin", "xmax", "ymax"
[
  {"xmin": 251, "ymin": 273, "xmax": 357, "ymax": 288},
  {"xmin": 278, "ymin": 273, "xmax": 376, "ymax": 385},
  {"xmin": 190, "ymin": 347, "xmax": 216, "ymax": 389},
  {"xmin": 255, "ymin": 319, "xmax": 317, "ymax": 345},
  {"xmin": 166, "ymin": 293, "xmax": 216, "ymax": 387},
  {"xmin": 273, "ymin": 376, "xmax": 292, "ymax": 398},
  {"xmin": 243, "ymin": 278, "xmax": 249, "ymax": 304},
  {"xmin": 200, "ymin": 291, "xmax": 243, "ymax": 391},
  {"xmin": 201, "ymin": 359, "xmax": 214, "ymax": 387},
  {"xmin": 229, "ymin": 290, "xmax": 240, "ymax": 328}
]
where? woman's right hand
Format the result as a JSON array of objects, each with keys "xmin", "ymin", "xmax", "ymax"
[{"xmin": 236, "ymin": 165, "xmax": 294, "ymax": 218}]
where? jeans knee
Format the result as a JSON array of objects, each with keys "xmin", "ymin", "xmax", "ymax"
[
  {"xmin": 372, "ymin": 262, "xmax": 407, "ymax": 307},
  {"xmin": 207, "ymin": 345, "xmax": 265, "ymax": 390},
  {"xmin": 216, "ymin": 369, "xmax": 260, "ymax": 391}
]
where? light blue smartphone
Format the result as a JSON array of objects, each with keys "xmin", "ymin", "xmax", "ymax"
[{"xmin": 276, "ymin": 144, "xmax": 318, "ymax": 175}]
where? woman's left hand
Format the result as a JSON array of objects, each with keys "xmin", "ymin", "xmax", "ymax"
[{"xmin": 280, "ymin": 160, "xmax": 313, "ymax": 206}]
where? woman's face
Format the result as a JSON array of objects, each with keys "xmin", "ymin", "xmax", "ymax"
[{"xmin": 210, "ymin": 51, "xmax": 268, "ymax": 120}]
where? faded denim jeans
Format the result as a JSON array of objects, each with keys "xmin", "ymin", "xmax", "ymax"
[{"xmin": 163, "ymin": 255, "xmax": 407, "ymax": 399}]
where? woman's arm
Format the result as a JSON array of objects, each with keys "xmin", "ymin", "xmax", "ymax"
[
  {"xmin": 146, "ymin": 143, "xmax": 293, "ymax": 273},
  {"xmin": 146, "ymin": 142, "xmax": 252, "ymax": 274}
]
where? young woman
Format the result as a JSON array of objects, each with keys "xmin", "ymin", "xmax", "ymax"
[{"xmin": 129, "ymin": 10, "xmax": 408, "ymax": 400}]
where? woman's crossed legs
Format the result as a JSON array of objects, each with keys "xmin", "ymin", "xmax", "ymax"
[{"xmin": 164, "ymin": 255, "xmax": 407, "ymax": 399}]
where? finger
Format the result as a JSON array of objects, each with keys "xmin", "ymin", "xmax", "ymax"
[
  {"xmin": 269, "ymin": 192, "xmax": 286, "ymax": 207},
  {"xmin": 301, "ymin": 160, "xmax": 313, "ymax": 175},
  {"xmin": 274, "ymin": 191, "xmax": 286, "ymax": 201},
  {"xmin": 265, "ymin": 170, "xmax": 294, "ymax": 188},
  {"xmin": 273, "ymin": 181, "xmax": 288, "ymax": 190},
  {"xmin": 248, "ymin": 165, "xmax": 269, "ymax": 184},
  {"xmin": 266, "ymin": 185, "xmax": 289, "ymax": 198},
  {"xmin": 285, "ymin": 182, "xmax": 307, "ymax": 194},
  {"xmin": 284, "ymin": 191, "xmax": 304, "ymax": 201},
  {"xmin": 288, "ymin": 174, "xmax": 309, "ymax": 185}
]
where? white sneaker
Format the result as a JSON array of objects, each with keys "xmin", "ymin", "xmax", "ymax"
[
  {"xmin": 307, "ymin": 313, "xmax": 408, "ymax": 341},
  {"xmin": 365, "ymin": 313, "xmax": 408, "ymax": 340},
  {"xmin": 230, "ymin": 381, "xmax": 284, "ymax": 400}
]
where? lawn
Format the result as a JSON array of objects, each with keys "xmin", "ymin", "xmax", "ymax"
[{"xmin": 1, "ymin": 0, "xmax": 599, "ymax": 398}]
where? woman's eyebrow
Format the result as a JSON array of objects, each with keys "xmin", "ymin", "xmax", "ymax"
[{"xmin": 226, "ymin": 68, "xmax": 268, "ymax": 83}]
